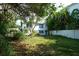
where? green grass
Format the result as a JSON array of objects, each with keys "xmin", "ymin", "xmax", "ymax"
[{"xmin": 11, "ymin": 35, "xmax": 79, "ymax": 56}]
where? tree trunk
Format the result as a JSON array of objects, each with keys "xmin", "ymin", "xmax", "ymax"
[{"xmin": 20, "ymin": 20, "xmax": 23, "ymax": 32}]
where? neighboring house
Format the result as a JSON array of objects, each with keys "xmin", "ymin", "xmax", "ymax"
[
  {"xmin": 16, "ymin": 3, "xmax": 79, "ymax": 39},
  {"xmin": 16, "ymin": 16, "xmax": 48, "ymax": 35},
  {"xmin": 34, "ymin": 3, "xmax": 79, "ymax": 39},
  {"xmin": 16, "ymin": 20, "xmax": 27, "ymax": 31},
  {"xmin": 34, "ymin": 3, "xmax": 79, "ymax": 35},
  {"xmin": 67, "ymin": 3, "xmax": 79, "ymax": 15},
  {"xmin": 34, "ymin": 20, "xmax": 48, "ymax": 35}
]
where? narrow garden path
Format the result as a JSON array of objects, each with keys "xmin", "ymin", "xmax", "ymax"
[{"xmin": 11, "ymin": 41, "xmax": 27, "ymax": 55}]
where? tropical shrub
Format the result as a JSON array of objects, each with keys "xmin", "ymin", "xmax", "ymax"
[
  {"xmin": 0, "ymin": 34, "xmax": 13, "ymax": 55},
  {"xmin": 13, "ymin": 32, "xmax": 26, "ymax": 40}
]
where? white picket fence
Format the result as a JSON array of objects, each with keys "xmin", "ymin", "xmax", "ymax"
[{"xmin": 52, "ymin": 30, "xmax": 79, "ymax": 39}]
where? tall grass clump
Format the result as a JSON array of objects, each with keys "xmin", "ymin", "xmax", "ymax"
[
  {"xmin": 13, "ymin": 32, "xmax": 26, "ymax": 41},
  {"xmin": 0, "ymin": 34, "xmax": 13, "ymax": 55}
]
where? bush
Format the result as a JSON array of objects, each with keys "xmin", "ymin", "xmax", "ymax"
[
  {"xmin": 0, "ymin": 34, "xmax": 13, "ymax": 55},
  {"xmin": 24, "ymin": 29, "xmax": 28, "ymax": 33},
  {"xmin": 13, "ymin": 32, "xmax": 26, "ymax": 41},
  {"xmin": 31, "ymin": 31, "xmax": 39, "ymax": 36}
]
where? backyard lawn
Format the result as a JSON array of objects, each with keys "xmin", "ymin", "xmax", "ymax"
[{"xmin": 11, "ymin": 35, "xmax": 79, "ymax": 56}]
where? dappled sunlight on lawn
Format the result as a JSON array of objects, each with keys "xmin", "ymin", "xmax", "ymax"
[
  {"xmin": 10, "ymin": 36, "xmax": 79, "ymax": 56},
  {"xmin": 22, "ymin": 36, "xmax": 57, "ymax": 46}
]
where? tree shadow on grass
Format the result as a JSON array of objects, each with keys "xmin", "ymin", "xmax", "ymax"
[
  {"xmin": 42, "ymin": 35, "xmax": 79, "ymax": 56},
  {"xmin": 32, "ymin": 44, "xmax": 79, "ymax": 56}
]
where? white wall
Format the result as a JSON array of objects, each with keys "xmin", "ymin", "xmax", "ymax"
[
  {"xmin": 52, "ymin": 30, "xmax": 79, "ymax": 39},
  {"xmin": 34, "ymin": 23, "xmax": 47, "ymax": 35},
  {"xmin": 67, "ymin": 3, "xmax": 79, "ymax": 15}
]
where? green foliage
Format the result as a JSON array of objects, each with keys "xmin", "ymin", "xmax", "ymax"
[
  {"xmin": 71, "ymin": 9, "xmax": 79, "ymax": 20},
  {"xmin": 7, "ymin": 3, "xmax": 56, "ymax": 18},
  {"xmin": 24, "ymin": 29, "xmax": 28, "ymax": 33},
  {"xmin": 30, "ymin": 4, "xmax": 50, "ymax": 17},
  {"xmin": 47, "ymin": 7, "xmax": 79, "ymax": 30},
  {"xmin": 46, "ymin": 8, "xmax": 77, "ymax": 30},
  {"xmin": 0, "ymin": 6, "xmax": 17, "ymax": 55},
  {"xmin": 13, "ymin": 32, "xmax": 26, "ymax": 40},
  {"xmin": 0, "ymin": 34, "xmax": 13, "ymax": 55},
  {"xmin": 70, "ymin": 9, "xmax": 79, "ymax": 29},
  {"xmin": 0, "ymin": 12, "xmax": 16, "ymax": 36},
  {"xmin": 57, "ymin": 8, "xmax": 70, "ymax": 30}
]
